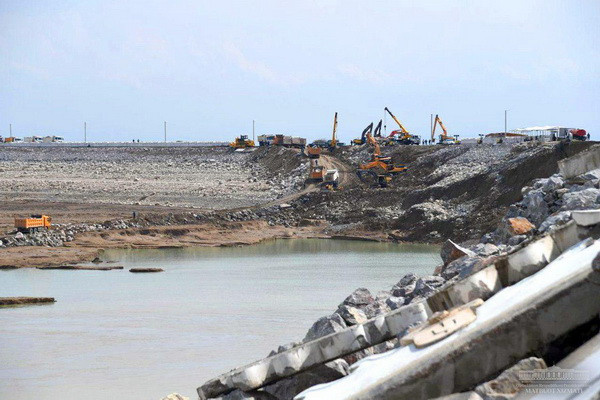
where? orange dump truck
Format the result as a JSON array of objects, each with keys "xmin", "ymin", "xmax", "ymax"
[{"xmin": 14, "ymin": 215, "xmax": 52, "ymax": 233}]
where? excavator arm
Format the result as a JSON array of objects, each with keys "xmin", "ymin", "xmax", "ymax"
[{"xmin": 373, "ymin": 119, "xmax": 383, "ymax": 138}]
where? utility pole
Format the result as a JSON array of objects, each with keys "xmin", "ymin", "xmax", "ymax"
[
  {"xmin": 430, "ymin": 114, "xmax": 433, "ymax": 142},
  {"xmin": 504, "ymin": 110, "xmax": 508, "ymax": 133},
  {"xmin": 252, "ymin": 120, "xmax": 255, "ymax": 142},
  {"xmin": 84, "ymin": 122, "xmax": 87, "ymax": 143},
  {"xmin": 9, "ymin": 123, "xmax": 12, "ymax": 138},
  {"xmin": 164, "ymin": 121, "xmax": 167, "ymax": 142}
]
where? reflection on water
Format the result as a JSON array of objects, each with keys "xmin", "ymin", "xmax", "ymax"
[{"xmin": 0, "ymin": 239, "xmax": 439, "ymax": 400}]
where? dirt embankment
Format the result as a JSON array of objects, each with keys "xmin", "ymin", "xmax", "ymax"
[
  {"xmin": 293, "ymin": 140, "xmax": 595, "ymax": 242},
  {"xmin": 1, "ymin": 141, "xmax": 595, "ymax": 268}
]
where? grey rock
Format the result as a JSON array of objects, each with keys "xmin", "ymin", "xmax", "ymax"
[
  {"xmin": 440, "ymin": 239, "xmax": 477, "ymax": 266},
  {"xmin": 421, "ymin": 275, "xmax": 446, "ymax": 287},
  {"xmin": 562, "ymin": 188, "xmax": 600, "ymax": 210},
  {"xmin": 398, "ymin": 272, "xmax": 417, "ymax": 287},
  {"xmin": 441, "ymin": 256, "xmax": 488, "ymax": 280},
  {"xmin": 534, "ymin": 175, "xmax": 564, "ymax": 193},
  {"xmin": 385, "ymin": 296, "xmax": 406, "ymax": 310},
  {"xmin": 413, "ymin": 278, "xmax": 436, "ymax": 297},
  {"xmin": 304, "ymin": 313, "xmax": 347, "ymax": 342},
  {"xmin": 507, "ymin": 235, "xmax": 527, "ymax": 246},
  {"xmin": 473, "ymin": 243, "xmax": 499, "ymax": 256},
  {"xmin": 340, "ymin": 288, "xmax": 374, "ymax": 307},
  {"xmin": 579, "ymin": 168, "xmax": 600, "ymax": 181},
  {"xmin": 538, "ymin": 211, "xmax": 572, "ymax": 233},
  {"xmin": 15, "ymin": 232, "xmax": 24, "ymax": 239},
  {"xmin": 520, "ymin": 189, "xmax": 549, "ymax": 226},
  {"xmin": 474, "ymin": 357, "xmax": 547, "ymax": 400},
  {"xmin": 391, "ymin": 283, "xmax": 415, "ymax": 298},
  {"xmin": 337, "ymin": 304, "xmax": 368, "ymax": 326}
]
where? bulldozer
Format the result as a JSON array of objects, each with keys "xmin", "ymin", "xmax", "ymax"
[
  {"xmin": 356, "ymin": 131, "xmax": 407, "ymax": 188},
  {"xmin": 229, "ymin": 135, "xmax": 255, "ymax": 149}
]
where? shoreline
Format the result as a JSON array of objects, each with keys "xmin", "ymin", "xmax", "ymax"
[{"xmin": 1, "ymin": 220, "xmax": 424, "ymax": 269}]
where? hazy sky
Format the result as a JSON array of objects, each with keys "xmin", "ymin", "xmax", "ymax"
[{"xmin": 1, "ymin": 0, "xmax": 598, "ymax": 142}]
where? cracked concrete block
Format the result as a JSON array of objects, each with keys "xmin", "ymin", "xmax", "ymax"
[
  {"xmin": 447, "ymin": 265, "xmax": 502, "ymax": 305},
  {"xmin": 558, "ymin": 145, "xmax": 600, "ymax": 179},
  {"xmin": 505, "ymin": 235, "xmax": 560, "ymax": 284},
  {"xmin": 572, "ymin": 209, "xmax": 600, "ymax": 227}
]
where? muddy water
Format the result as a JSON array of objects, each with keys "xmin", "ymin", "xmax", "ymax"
[{"xmin": 0, "ymin": 239, "xmax": 439, "ymax": 400}]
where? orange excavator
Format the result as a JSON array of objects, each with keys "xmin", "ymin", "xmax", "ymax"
[
  {"xmin": 432, "ymin": 114, "xmax": 460, "ymax": 145},
  {"xmin": 384, "ymin": 107, "xmax": 420, "ymax": 145},
  {"xmin": 356, "ymin": 130, "xmax": 407, "ymax": 187}
]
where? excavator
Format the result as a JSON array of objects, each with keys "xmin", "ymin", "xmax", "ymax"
[
  {"xmin": 432, "ymin": 114, "xmax": 460, "ymax": 145},
  {"xmin": 352, "ymin": 122, "xmax": 374, "ymax": 145},
  {"xmin": 384, "ymin": 107, "xmax": 420, "ymax": 145},
  {"xmin": 356, "ymin": 131, "xmax": 407, "ymax": 188}
]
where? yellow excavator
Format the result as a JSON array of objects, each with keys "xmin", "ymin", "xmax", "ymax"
[
  {"xmin": 352, "ymin": 122, "xmax": 374, "ymax": 145},
  {"xmin": 432, "ymin": 115, "xmax": 460, "ymax": 145},
  {"xmin": 229, "ymin": 135, "xmax": 255, "ymax": 149},
  {"xmin": 356, "ymin": 130, "xmax": 407, "ymax": 187},
  {"xmin": 384, "ymin": 107, "xmax": 421, "ymax": 145}
]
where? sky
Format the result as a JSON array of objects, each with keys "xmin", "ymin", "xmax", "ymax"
[{"xmin": 1, "ymin": 0, "xmax": 599, "ymax": 142}]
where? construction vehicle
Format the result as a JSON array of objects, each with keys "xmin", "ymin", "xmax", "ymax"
[
  {"xmin": 14, "ymin": 215, "xmax": 52, "ymax": 233},
  {"xmin": 3, "ymin": 137, "xmax": 21, "ymax": 143},
  {"xmin": 273, "ymin": 134, "xmax": 306, "ymax": 148},
  {"xmin": 373, "ymin": 119, "xmax": 383, "ymax": 138},
  {"xmin": 308, "ymin": 159, "xmax": 326, "ymax": 182},
  {"xmin": 352, "ymin": 123, "xmax": 373, "ymax": 145},
  {"xmin": 384, "ymin": 107, "xmax": 420, "ymax": 145},
  {"xmin": 328, "ymin": 112, "xmax": 338, "ymax": 150},
  {"xmin": 322, "ymin": 169, "xmax": 339, "ymax": 190},
  {"xmin": 356, "ymin": 131, "xmax": 407, "ymax": 188},
  {"xmin": 569, "ymin": 129, "xmax": 588, "ymax": 141},
  {"xmin": 229, "ymin": 135, "xmax": 255, "ymax": 149},
  {"xmin": 432, "ymin": 115, "xmax": 460, "ymax": 145},
  {"xmin": 306, "ymin": 145, "xmax": 322, "ymax": 158}
]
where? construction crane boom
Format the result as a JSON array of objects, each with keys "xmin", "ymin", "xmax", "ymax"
[
  {"xmin": 330, "ymin": 112, "xmax": 338, "ymax": 149},
  {"xmin": 384, "ymin": 107, "xmax": 409, "ymax": 135}
]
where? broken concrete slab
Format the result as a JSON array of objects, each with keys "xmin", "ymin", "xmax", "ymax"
[
  {"xmin": 572, "ymin": 209, "xmax": 600, "ymax": 227},
  {"xmin": 440, "ymin": 240, "xmax": 476, "ymax": 266},
  {"xmin": 295, "ymin": 239, "xmax": 600, "ymax": 400},
  {"xmin": 558, "ymin": 145, "xmax": 600, "ymax": 179},
  {"xmin": 198, "ymin": 301, "xmax": 430, "ymax": 399}
]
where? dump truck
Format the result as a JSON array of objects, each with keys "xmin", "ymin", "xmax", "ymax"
[
  {"xmin": 273, "ymin": 134, "xmax": 306, "ymax": 148},
  {"xmin": 14, "ymin": 215, "xmax": 52, "ymax": 233}
]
